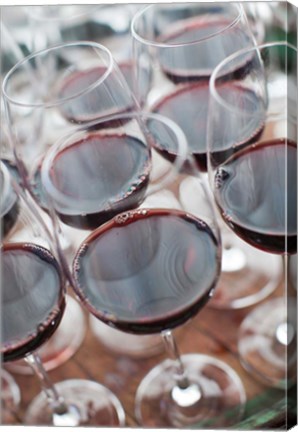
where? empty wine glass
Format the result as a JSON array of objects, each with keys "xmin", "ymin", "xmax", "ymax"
[
  {"xmin": 131, "ymin": 2, "xmax": 281, "ymax": 309},
  {"xmin": 0, "ymin": 161, "xmax": 125, "ymax": 426},
  {"xmin": 58, "ymin": 125, "xmax": 247, "ymax": 427},
  {"xmin": 207, "ymin": 41, "xmax": 297, "ymax": 388}
]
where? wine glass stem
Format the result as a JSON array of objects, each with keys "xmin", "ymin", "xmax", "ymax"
[
  {"xmin": 25, "ymin": 353, "xmax": 68, "ymax": 413},
  {"xmin": 161, "ymin": 330, "xmax": 190, "ymax": 389}
]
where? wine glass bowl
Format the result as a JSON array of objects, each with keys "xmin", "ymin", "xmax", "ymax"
[
  {"xmin": 2, "ymin": 41, "xmax": 137, "ymax": 195},
  {"xmin": 72, "ymin": 207, "xmax": 220, "ymax": 334},
  {"xmin": 40, "ymin": 118, "xmax": 151, "ymax": 231}
]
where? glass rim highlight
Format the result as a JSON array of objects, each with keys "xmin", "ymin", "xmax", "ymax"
[
  {"xmin": 209, "ymin": 40, "xmax": 297, "ymax": 118},
  {"xmin": 2, "ymin": 41, "xmax": 114, "ymax": 109},
  {"xmin": 131, "ymin": 3, "xmax": 244, "ymax": 49}
]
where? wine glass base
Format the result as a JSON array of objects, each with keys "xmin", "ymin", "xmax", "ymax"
[
  {"xmin": 89, "ymin": 315, "xmax": 164, "ymax": 358},
  {"xmin": 135, "ymin": 354, "xmax": 246, "ymax": 428},
  {"xmin": 208, "ymin": 238, "xmax": 282, "ymax": 309},
  {"xmin": 238, "ymin": 297, "xmax": 296, "ymax": 388},
  {"xmin": 6, "ymin": 295, "xmax": 86, "ymax": 374},
  {"xmin": 24, "ymin": 379, "xmax": 125, "ymax": 426},
  {"xmin": 1, "ymin": 370, "xmax": 21, "ymax": 424}
]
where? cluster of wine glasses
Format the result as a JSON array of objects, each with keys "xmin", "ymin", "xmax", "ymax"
[{"xmin": 1, "ymin": 3, "xmax": 296, "ymax": 428}]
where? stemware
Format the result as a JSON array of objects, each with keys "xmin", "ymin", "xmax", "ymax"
[
  {"xmin": 0, "ymin": 161, "xmax": 125, "ymax": 426},
  {"xmin": 41, "ymin": 113, "xmax": 248, "ymax": 427},
  {"xmin": 131, "ymin": 2, "xmax": 281, "ymax": 309},
  {"xmin": 207, "ymin": 41, "xmax": 297, "ymax": 388},
  {"xmin": 1, "ymin": 100, "xmax": 86, "ymax": 375},
  {"xmin": 2, "ymin": 41, "xmax": 137, "ymax": 196}
]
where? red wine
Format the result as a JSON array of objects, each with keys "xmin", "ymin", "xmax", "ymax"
[
  {"xmin": 47, "ymin": 132, "xmax": 151, "ymax": 230},
  {"xmin": 150, "ymin": 82, "xmax": 264, "ymax": 172},
  {"xmin": 214, "ymin": 139, "xmax": 297, "ymax": 254},
  {"xmin": 58, "ymin": 64, "xmax": 136, "ymax": 125},
  {"xmin": 2, "ymin": 243, "xmax": 65, "ymax": 362},
  {"xmin": 158, "ymin": 17, "xmax": 253, "ymax": 83},
  {"xmin": 73, "ymin": 208, "xmax": 220, "ymax": 334}
]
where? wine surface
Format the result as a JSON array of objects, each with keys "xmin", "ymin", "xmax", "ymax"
[
  {"xmin": 151, "ymin": 82, "xmax": 263, "ymax": 172},
  {"xmin": 214, "ymin": 139, "xmax": 297, "ymax": 254},
  {"xmin": 46, "ymin": 133, "xmax": 151, "ymax": 230},
  {"xmin": 58, "ymin": 64, "xmax": 136, "ymax": 124},
  {"xmin": 73, "ymin": 208, "xmax": 220, "ymax": 334},
  {"xmin": 158, "ymin": 17, "xmax": 252, "ymax": 83},
  {"xmin": 2, "ymin": 243, "xmax": 65, "ymax": 362}
]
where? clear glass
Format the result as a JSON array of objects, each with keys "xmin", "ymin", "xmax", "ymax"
[
  {"xmin": 208, "ymin": 41, "xmax": 297, "ymax": 387},
  {"xmin": 2, "ymin": 41, "xmax": 136, "ymax": 194},
  {"xmin": 0, "ymin": 161, "xmax": 125, "ymax": 426},
  {"xmin": 63, "ymin": 127, "xmax": 246, "ymax": 427},
  {"xmin": 131, "ymin": 2, "xmax": 279, "ymax": 309}
]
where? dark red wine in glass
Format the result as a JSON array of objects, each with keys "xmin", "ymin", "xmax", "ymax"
[
  {"xmin": 150, "ymin": 82, "xmax": 264, "ymax": 172},
  {"xmin": 2, "ymin": 243, "xmax": 65, "ymax": 362},
  {"xmin": 57, "ymin": 61, "xmax": 148, "ymax": 125},
  {"xmin": 158, "ymin": 17, "xmax": 253, "ymax": 83},
  {"xmin": 213, "ymin": 139, "xmax": 297, "ymax": 254},
  {"xmin": 73, "ymin": 208, "xmax": 220, "ymax": 334},
  {"xmin": 46, "ymin": 132, "xmax": 151, "ymax": 230}
]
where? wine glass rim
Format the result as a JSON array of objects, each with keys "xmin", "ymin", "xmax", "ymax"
[
  {"xmin": 2, "ymin": 41, "xmax": 114, "ymax": 108},
  {"xmin": 209, "ymin": 40, "xmax": 297, "ymax": 116},
  {"xmin": 131, "ymin": 3, "xmax": 244, "ymax": 48},
  {"xmin": 40, "ymin": 111, "xmax": 189, "ymax": 212}
]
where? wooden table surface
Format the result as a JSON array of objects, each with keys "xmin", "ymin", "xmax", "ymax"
[{"xmin": 1, "ymin": 274, "xmax": 296, "ymax": 429}]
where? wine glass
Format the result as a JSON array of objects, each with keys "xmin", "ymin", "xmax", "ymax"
[
  {"xmin": 207, "ymin": 41, "xmax": 297, "ymax": 388},
  {"xmin": 39, "ymin": 110, "xmax": 189, "ymax": 359},
  {"xmin": 24, "ymin": 4, "xmax": 149, "ymax": 116},
  {"xmin": 2, "ymin": 41, "xmax": 137, "ymax": 196},
  {"xmin": 0, "ymin": 79, "xmax": 86, "ymax": 375},
  {"xmin": 131, "ymin": 2, "xmax": 281, "ymax": 309},
  {"xmin": 1, "ymin": 369, "xmax": 21, "ymax": 424},
  {"xmin": 0, "ymin": 161, "xmax": 125, "ymax": 426},
  {"xmin": 47, "ymin": 116, "xmax": 247, "ymax": 427}
]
